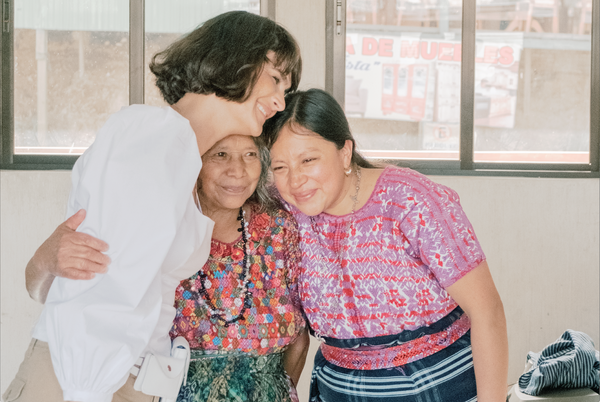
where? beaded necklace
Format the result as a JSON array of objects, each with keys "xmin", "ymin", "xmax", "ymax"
[{"xmin": 195, "ymin": 207, "xmax": 252, "ymax": 327}]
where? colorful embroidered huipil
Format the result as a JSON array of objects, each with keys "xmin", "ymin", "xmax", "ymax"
[
  {"xmin": 286, "ymin": 166, "xmax": 486, "ymax": 401},
  {"xmin": 170, "ymin": 203, "xmax": 306, "ymax": 402},
  {"xmin": 291, "ymin": 166, "xmax": 485, "ymax": 340}
]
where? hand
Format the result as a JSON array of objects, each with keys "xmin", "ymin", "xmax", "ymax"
[{"xmin": 35, "ymin": 209, "xmax": 111, "ymax": 280}]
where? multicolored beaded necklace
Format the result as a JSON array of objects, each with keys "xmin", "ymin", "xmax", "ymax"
[{"xmin": 196, "ymin": 207, "xmax": 252, "ymax": 327}]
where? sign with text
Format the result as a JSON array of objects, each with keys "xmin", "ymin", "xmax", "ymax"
[{"xmin": 345, "ymin": 32, "xmax": 522, "ymax": 130}]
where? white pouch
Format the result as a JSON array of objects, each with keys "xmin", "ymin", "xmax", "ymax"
[{"xmin": 133, "ymin": 336, "xmax": 190, "ymax": 401}]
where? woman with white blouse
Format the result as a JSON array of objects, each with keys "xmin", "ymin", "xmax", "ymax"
[{"xmin": 3, "ymin": 11, "xmax": 301, "ymax": 402}]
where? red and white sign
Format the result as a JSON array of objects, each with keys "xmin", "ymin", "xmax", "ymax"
[{"xmin": 345, "ymin": 32, "xmax": 522, "ymax": 130}]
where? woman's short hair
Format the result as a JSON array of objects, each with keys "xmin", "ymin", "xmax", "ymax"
[
  {"xmin": 150, "ymin": 11, "xmax": 302, "ymax": 105},
  {"xmin": 262, "ymin": 88, "xmax": 375, "ymax": 169}
]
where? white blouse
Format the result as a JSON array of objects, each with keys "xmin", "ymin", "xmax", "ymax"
[{"xmin": 31, "ymin": 105, "xmax": 214, "ymax": 402}]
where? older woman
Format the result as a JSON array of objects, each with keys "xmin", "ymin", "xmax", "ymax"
[
  {"xmin": 21, "ymin": 134, "xmax": 309, "ymax": 402},
  {"xmin": 172, "ymin": 134, "xmax": 308, "ymax": 402}
]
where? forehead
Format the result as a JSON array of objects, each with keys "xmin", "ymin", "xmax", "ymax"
[
  {"xmin": 271, "ymin": 125, "xmax": 332, "ymax": 156},
  {"xmin": 208, "ymin": 135, "xmax": 258, "ymax": 151},
  {"xmin": 266, "ymin": 52, "xmax": 293, "ymax": 86}
]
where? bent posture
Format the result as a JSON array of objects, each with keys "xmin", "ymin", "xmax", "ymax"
[
  {"xmin": 5, "ymin": 11, "xmax": 301, "ymax": 402},
  {"xmin": 263, "ymin": 88, "xmax": 509, "ymax": 402}
]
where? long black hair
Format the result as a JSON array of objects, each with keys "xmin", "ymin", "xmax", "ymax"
[
  {"xmin": 150, "ymin": 11, "xmax": 302, "ymax": 105},
  {"xmin": 262, "ymin": 88, "xmax": 375, "ymax": 169}
]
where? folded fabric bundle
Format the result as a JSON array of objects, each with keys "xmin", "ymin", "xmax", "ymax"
[{"xmin": 519, "ymin": 330, "xmax": 600, "ymax": 395}]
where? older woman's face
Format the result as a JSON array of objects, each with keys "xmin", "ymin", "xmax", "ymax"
[{"xmin": 198, "ymin": 135, "xmax": 262, "ymax": 214}]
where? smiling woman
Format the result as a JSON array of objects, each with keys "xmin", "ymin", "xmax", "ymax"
[
  {"xmin": 3, "ymin": 10, "xmax": 304, "ymax": 402},
  {"xmin": 263, "ymin": 88, "xmax": 508, "ymax": 402},
  {"xmin": 168, "ymin": 135, "xmax": 308, "ymax": 402},
  {"xmin": 270, "ymin": 125, "xmax": 356, "ymax": 217},
  {"xmin": 197, "ymin": 135, "xmax": 263, "ymax": 219},
  {"xmin": 268, "ymin": 87, "xmax": 377, "ymax": 217}
]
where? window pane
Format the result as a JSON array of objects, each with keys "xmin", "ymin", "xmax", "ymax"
[
  {"xmin": 474, "ymin": 0, "xmax": 591, "ymax": 164},
  {"xmin": 14, "ymin": 0, "xmax": 129, "ymax": 155},
  {"xmin": 346, "ymin": 0, "xmax": 463, "ymax": 160},
  {"xmin": 145, "ymin": 0, "xmax": 261, "ymax": 107}
]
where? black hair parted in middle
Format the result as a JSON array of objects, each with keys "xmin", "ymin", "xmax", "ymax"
[
  {"xmin": 262, "ymin": 88, "xmax": 376, "ymax": 169},
  {"xmin": 150, "ymin": 11, "xmax": 302, "ymax": 105}
]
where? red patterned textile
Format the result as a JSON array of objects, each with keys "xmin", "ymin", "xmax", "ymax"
[
  {"xmin": 287, "ymin": 166, "xmax": 486, "ymax": 340},
  {"xmin": 320, "ymin": 314, "xmax": 471, "ymax": 370},
  {"xmin": 170, "ymin": 203, "xmax": 306, "ymax": 355}
]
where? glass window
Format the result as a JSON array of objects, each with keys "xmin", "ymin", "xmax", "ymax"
[
  {"xmin": 346, "ymin": 0, "xmax": 464, "ymax": 160},
  {"xmin": 11, "ymin": 0, "xmax": 260, "ymax": 157},
  {"xmin": 13, "ymin": 0, "xmax": 130, "ymax": 155},
  {"xmin": 474, "ymin": 0, "xmax": 592, "ymax": 164}
]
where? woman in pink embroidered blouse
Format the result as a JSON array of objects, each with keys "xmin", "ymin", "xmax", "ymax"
[{"xmin": 262, "ymin": 88, "xmax": 508, "ymax": 402}]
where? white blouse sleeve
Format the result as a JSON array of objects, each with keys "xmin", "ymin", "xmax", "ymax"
[{"xmin": 43, "ymin": 107, "xmax": 203, "ymax": 402}]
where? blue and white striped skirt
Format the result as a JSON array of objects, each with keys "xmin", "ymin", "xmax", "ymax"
[{"xmin": 309, "ymin": 331, "xmax": 477, "ymax": 402}]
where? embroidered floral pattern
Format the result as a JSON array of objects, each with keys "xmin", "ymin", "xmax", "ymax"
[
  {"xmin": 288, "ymin": 166, "xmax": 485, "ymax": 340},
  {"xmin": 170, "ymin": 203, "xmax": 306, "ymax": 356}
]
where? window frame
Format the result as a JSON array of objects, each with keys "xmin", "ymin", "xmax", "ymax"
[
  {"xmin": 327, "ymin": 0, "xmax": 600, "ymax": 178},
  {"xmin": 1, "ymin": 0, "xmax": 598, "ymax": 177},
  {"xmin": 0, "ymin": 0, "xmax": 273, "ymax": 170}
]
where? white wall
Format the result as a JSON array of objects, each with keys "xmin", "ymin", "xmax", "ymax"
[
  {"xmin": 3, "ymin": 171, "xmax": 598, "ymax": 399},
  {"xmin": 1, "ymin": 170, "xmax": 72, "ymax": 394}
]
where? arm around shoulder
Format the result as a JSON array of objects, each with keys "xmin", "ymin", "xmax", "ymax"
[{"xmin": 43, "ymin": 108, "xmax": 203, "ymax": 402}]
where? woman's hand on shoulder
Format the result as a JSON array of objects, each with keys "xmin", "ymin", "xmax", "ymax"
[{"xmin": 26, "ymin": 209, "xmax": 111, "ymax": 303}]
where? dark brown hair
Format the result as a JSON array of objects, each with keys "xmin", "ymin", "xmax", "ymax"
[
  {"xmin": 262, "ymin": 88, "xmax": 376, "ymax": 169},
  {"xmin": 150, "ymin": 11, "xmax": 302, "ymax": 105}
]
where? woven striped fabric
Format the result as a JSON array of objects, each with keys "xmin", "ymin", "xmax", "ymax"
[
  {"xmin": 320, "ymin": 314, "xmax": 471, "ymax": 370},
  {"xmin": 309, "ymin": 331, "xmax": 477, "ymax": 402},
  {"xmin": 518, "ymin": 330, "xmax": 600, "ymax": 395}
]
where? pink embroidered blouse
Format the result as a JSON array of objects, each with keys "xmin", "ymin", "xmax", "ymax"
[{"xmin": 287, "ymin": 166, "xmax": 486, "ymax": 339}]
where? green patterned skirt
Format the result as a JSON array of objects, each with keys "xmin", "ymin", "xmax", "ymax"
[{"xmin": 176, "ymin": 350, "xmax": 298, "ymax": 402}]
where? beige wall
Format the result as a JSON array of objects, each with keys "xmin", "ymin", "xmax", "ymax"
[
  {"xmin": 2, "ymin": 171, "xmax": 598, "ymax": 399},
  {"xmin": 276, "ymin": 0, "xmax": 326, "ymax": 91},
  {"xmin": 432, "ymin": 175, "xmax": 600, "ymax": 385}
]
